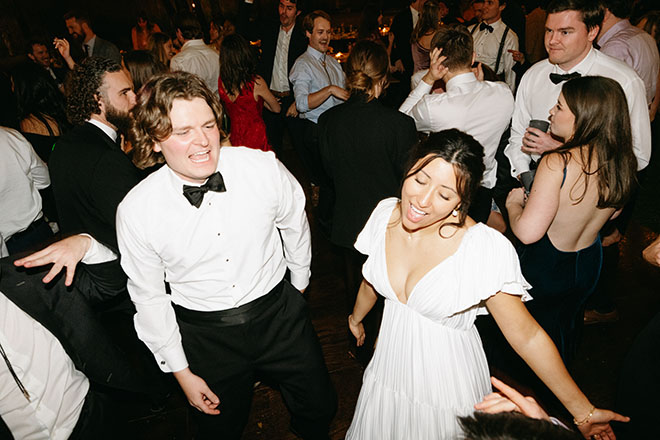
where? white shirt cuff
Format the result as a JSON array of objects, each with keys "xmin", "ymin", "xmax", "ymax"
[
  {"xmin": 79, "ymin": 234, "xmax": 117, "ymax": 264},
  {"xmin": 154, "ymin": 343, "xmax": 189, "ymax": 373}
]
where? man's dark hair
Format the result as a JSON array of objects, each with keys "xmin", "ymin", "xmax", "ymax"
[
  {"xmin": 65, "ymin": 56, "xmax": 121, "ymax": 125},
  {"xmin": 430, "ymin": 24, "xmax": 473, "ymax": 71},
  {"xmin": 26, "ymin": 38, "xmax": 48, "ymax": 55},
  {"xmin": 302, "ymin": 10, "xmax": 331, "ymax": 34},
  {"xmin": 459, "ymin": 412, "xmax": 583, "ymax": 440},
  {"xmin": 63, "ymin": 9, "xmax": 92, "ymax": 27},
  {"xmin": 597, "ymin": 0, "xmax": 630, "ymax": 19},
  {"xmin": 175, "ymin": 12, "xmax": 204, "ymax": 40},
  {"xmin": 546, "ymin": 0, "xmax": 604, "ymax": 32}
]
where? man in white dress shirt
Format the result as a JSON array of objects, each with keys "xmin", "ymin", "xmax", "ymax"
[
  {"xmin": 399, "ymin": 25, "xmax": 515, "ymax": 222},
  {"xmin": 469, "ymin": 0, "xmax": 519, "ymax": 91},
  {"xmin": 116, "ymin": 72, "xmax": 336, "ymax": 439},
  {"xmin": 504, "ymin": 0, "xmax": 651, "ymax": 181},
  {"xmin": 171, "ymin": 13, "xmax": 220, "ymax": 94}
]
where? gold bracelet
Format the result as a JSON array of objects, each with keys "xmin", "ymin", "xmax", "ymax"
[{"xmin": 573, "ymin": 406, "xmax": 595, "ymax": 426}]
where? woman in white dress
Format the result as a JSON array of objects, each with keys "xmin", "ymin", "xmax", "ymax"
[{"xmin": 346, "ymin": 129, "xmax": 627, "ymax": 439}]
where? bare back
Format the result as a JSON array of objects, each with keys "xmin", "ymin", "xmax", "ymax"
[{"xmin": 546, "ymin": 149, "xmax": 615, "ymax": 251}]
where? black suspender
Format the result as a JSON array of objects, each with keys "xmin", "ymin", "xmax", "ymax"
[{"xmin": 471, "ymin": 23, "xmax": 511, "ymax": 75}]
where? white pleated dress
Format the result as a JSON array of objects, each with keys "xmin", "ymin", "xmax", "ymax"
[{"xmin": 346, "ymin": 198, "xmax": 531, "ymax": 440}]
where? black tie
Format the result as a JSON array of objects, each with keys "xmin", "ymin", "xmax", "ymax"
[
  {"xmin": 480, "ymin": 22, "xmax": 494, "ymax": 33},
  {"xmin": 182, "ymin": 171, "xmax": 226, "ymax": 208},
  {"xmin": 549, "ymin": 71, "xmax": 581, "ymax": 84}
]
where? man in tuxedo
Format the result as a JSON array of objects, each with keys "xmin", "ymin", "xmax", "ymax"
[
  {"xmin": 63, "ymin": 10, "xmax": 121, "ymax": 64},
  {"xmin": 49, "ymin": 57, "xmax": 140, "ymax": 252},
  {"xmin": 257, "ymin": 0, "xmax": 308, "ymax": 154},
  {"xmin": 117, "ymin": 71, "xmax": 336, "ymax": 439}
]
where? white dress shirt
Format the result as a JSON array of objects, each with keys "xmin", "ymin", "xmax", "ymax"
[
  {"xmin": 117, "ymin": 147, "xmax": 311, "ymax": 373},
  {"xmin": 471, "ymin": 19, "xmax": 519, "ymax": 91},
  {"xmin": 271, "ymin": 24, "xmax": 295, "ymax": 93},
  {"xmin": 0, "ymin": 292, "xmax": 89, "ymax": 440},
  {"xmin": 0, "ymin": 128, "xmax": 49, "ymax": 256},
  {"xmin": 290, "ymin": 45, "xmax": 347, "ymax": 124},
  {"xmin": 505, "ymin": 48, "xmax": 651, "ymax": 177},
  {"xmin": 87, "ymin": 117, "xmax": 118, "ymax": 142},
  {"xmin": 400, "ymin": 72, "xmax": 514, "ymax": 189},
  {"xmin": 411, "ymin": 6, "xmax": 420, "ymax": 29},
  {"xmin": 170, "ymin": 39, "xmax": 221, "ymax": 93}
]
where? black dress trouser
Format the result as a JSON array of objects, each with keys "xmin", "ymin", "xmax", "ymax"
[{"xmin": 174, "ymin": 280, "xmax": 337, "ymax": 439}]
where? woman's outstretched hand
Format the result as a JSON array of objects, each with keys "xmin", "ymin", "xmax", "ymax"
[
  {"xmin": 575, "ymin": 408, "xmax": 629, "ymax": 440},
  {"xmin": 348, "ymin": 314, "xmax": 365, "ymax": 346}
]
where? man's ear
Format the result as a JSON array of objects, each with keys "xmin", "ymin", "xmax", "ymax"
[
  {"xmin": 471, "ymin": 51, "xmax": 476, "ymax": 65},
  {"xmin": 28, "ymin": 53, "xmax": 36, "ymax": 62},
  {"xmin": 296, "ymin": 10, "xmax": 301, "ymax": 18},
  {"xmin": 587, "ymin": 24, "xmax": 599, "ymax": 43},
  {"xmin": 95, "ymin": 93, "xmax": 105, "ymax": 115},
  {"xmin": 153, "ymin": 142, "xmax": 162, "ymax": 153},
  {"xmin": 305, "ymin": 30, "xmax": 311, "ymax": 39}
]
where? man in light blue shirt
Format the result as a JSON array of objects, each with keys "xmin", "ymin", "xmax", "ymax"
[
  {"xmin": 289, "ymin": 10, "xmax": 348, "ymax": 232},
  {"xmin": 289, "ymin": 10, "xmax": 347, "ymax": 124}
]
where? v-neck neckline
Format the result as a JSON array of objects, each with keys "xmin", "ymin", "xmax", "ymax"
[{"xmin": 383, "ymin": 205, "xmax": 479, "ymax": 305}]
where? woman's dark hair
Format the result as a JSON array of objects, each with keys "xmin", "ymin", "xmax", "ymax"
[
  {"xmin": 148, "ymin": 32, "xmax": 172, "ymax": 66},
  {"xmin": 401, "ymin": 129, "xmax": 485, "ymax": 234},
  {"xmin": 636, "ymin": 11, "xmax": 660, "ymax": 47},
  {"xmin": 411, "ymin": 0, "xmax": 441, "ymax": 43},
  {"xmin": 345, "ymin": 40, "xmax": 389, "ymax": 101},
  {"xmin": 123, "ymin": 50, "xmax": 167, "ymax": 92},
  {"xmin": 358, "ymin": 2, "xmax": 382, "ymax": 41},
  {"xmin": 459, "ymin": 411, "xmax": 582, "ymax": 440},
  {"xmin": 554, "ymin": 76, "xmax": 636, "ymax": 209},
  {"xmin": 12, "ymin": 62, "xmax": 69, "ymax": 130},
  {"xmin": 219, "ymin": 34, "xmax": 257, "ymax": 96}
]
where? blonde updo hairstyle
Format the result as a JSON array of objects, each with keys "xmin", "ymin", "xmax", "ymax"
[{"xmin": 345, "ymin": 40, "xmax": 389, "ymax": 102}]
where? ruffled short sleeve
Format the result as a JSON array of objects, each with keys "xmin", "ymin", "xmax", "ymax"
[
  {"xmin": 450, "ymin": 224, "xmax": 532, "ymax": 316},
  {"xmin": 354, "ymin": 198, "xmax": 398, "ymax": 257}
]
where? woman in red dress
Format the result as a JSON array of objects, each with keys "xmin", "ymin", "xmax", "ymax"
[{"xmin": 218, "ymin": 34, "xmax": 280, "ymax": 152}]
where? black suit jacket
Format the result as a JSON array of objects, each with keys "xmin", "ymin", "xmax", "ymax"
[
  {"xmin": 0, "ymin": 256, "xmax": 145, "ymax": 393},
  {"xmin": 390, "ymin": 7, "xmax": 414, "ymax": 75},
  {"xmin": 318, "ymin": 94, "xmax": 418, "ymax": 248},
  {"xmin": 257, "ymin": 20, "xmax": 308, "ymax": 88},
  {"xmin": 90, "ymin": 36, "xmax": 122, "ymax": 64},
  {"xmin": 49, "ymin": 123, "xmax": 141, "ymax": 251}
]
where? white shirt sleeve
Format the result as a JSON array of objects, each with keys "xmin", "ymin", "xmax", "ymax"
[
  {"xmin": 116, "ymin": 203, "xmax": 188, "ymax": 373},
  {"xmin": 502, "ymin": 32, "xmax": 519, "ymax": 92},
  {"xmin": 505, "ymin": 77, "xmax": 533, "ymax": 177},
  {"xmin": 399, "ymin": 80, "xmax": 434, "ymax": 133},
  {"xmin": 274, "ymin": 160, "xmax": 312, "ymax": 290},
  {"xmin": 79, "ymin": 233, "xmax": 117, "ymax": 264}
]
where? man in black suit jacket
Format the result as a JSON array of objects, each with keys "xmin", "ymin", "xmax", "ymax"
[
  {"xmin": 389, "ymin": 0, "xmax": 427, "ymax": 105},
  {"xmin": 49, "ymin": 57, "xmax": 140, "ymax": 252},
  {"xmin": 254, "ymin": 0, "xmax": 308, "ymax": 154},
  {"xmin": 63, "ymin": 10, "xmax": 122, "ymax": 65}
]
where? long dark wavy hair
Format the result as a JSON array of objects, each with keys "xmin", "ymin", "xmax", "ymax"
[
  {"xmin": 411, "ymin": 0, "xmax": 441, "ymax": 43},
  {"xmin": 12, "ymin": 62, "xmax": 69, "ymax": 130},
  {"xmin": 553, "ymin": 76, "xmax": 636, "ymax": 209},
  {"xmin": 219, "ymin": 34, "xmax": 257, "ymax": 96},
  {"xmin": 397, "ymin": 129, "xmax": 485, "ymax": 236},
  {"xmin": 65, "ymin": 57, "xmax": 122, "ymax": 126}
]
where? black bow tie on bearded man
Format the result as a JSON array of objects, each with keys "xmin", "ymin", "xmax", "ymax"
[
  {"xmin": 480, "ymin": 22, "xmax": 494, "ymax": 33},
  {"xmin": 182, "ymin": 171, "xmax": 227, "ymax": 208},
  {"xmin": 549, "ymin": 71, "xmax": 581, "ymax": 84}
]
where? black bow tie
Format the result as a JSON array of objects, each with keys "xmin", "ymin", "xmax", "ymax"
[
  {"xmin": 480, "ymin": 22, "xmax": 494, "ymax": 33},
  {"xmin": 182, "ymin": 171, "xmax": 226, "ymax": 208},
  {"xmin": 549, "ymin": 71, "xmax": 581, "ymax": 84}
]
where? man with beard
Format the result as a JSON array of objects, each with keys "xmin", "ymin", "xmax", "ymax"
[
  {"xmin": 49, "ymin": 57, "xmax": 140, "ymax": 252},
  {"xmin": 63, "ymin": 10, "xmax": 121, "ymax": 65}
]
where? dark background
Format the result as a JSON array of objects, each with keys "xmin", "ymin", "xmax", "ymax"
[{"xmin": 0, "ymin": 0, "xmax": 407, "ymax": 61}]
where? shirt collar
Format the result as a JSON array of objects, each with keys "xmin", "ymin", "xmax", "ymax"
[
  {"xmin": 446, "ymin": 72, "xmax": 477, "ymax": 90},
  {"xmin": 598, "ymin": 19, "xmax": 630, "ymax": 47},
  {"xmin": 87, "ymin": 118, "xmax": 117, "ymax": 142},
  {"xmin": 181, "ymin": 39, "xmax": 207, "ymax": 50},
  {"xmin": 553, "ymin": 46, "xmax": 596, "ymax": 75},
  {"xmin": 280, "ymin": 23, "xmax": 295, "ymax": 36},
  {"xmin": 485, "ymin": 18, "xmax": 504, "ymax": 29},
  {"xmin": 85, "ymin": 35, "xmax": 96, "ymax": 52},
  {"xmin": 306, "ymin": 45, "xmax": 326, "ymax": 61}
]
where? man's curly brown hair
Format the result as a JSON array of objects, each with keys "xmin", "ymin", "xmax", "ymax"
[
  {"xmin": 130, "ymin": 71, "xmax": 226, "ymax": 170},
  {"xmin": 64, "ymin": 56, "xmax": 121, "ymax": 126}
]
